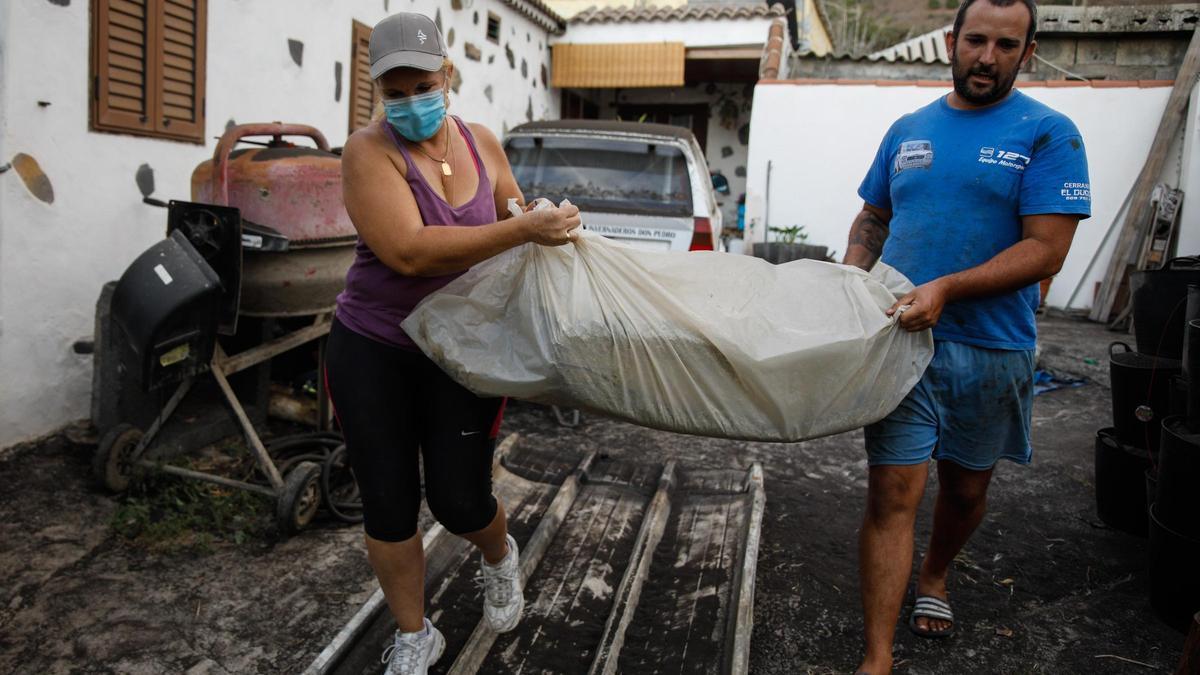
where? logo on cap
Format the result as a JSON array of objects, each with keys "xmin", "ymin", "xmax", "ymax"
[{"xmin": 417, "ymin": 29, "xmax": 428, "ymax": 44}]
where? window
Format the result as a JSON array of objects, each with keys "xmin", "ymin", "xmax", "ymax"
[
  {"xmin": 348, "ymin": 20, "xmax": 377, "ymax": 133},
  {"xmin": 91, "ymin": 0, "xmax": 208, "ymax": 143},
  {"xmin": 505, "ymin": 137, "xmax": 693, "ymax": 217},
  {"xmin": 486, "ymin": 13, "xmax": 501, "ymax": 44}
]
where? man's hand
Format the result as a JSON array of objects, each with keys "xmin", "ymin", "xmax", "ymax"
[{"xmin": 888, "ymin": 278, "xmax": 950, "ymax": 332}]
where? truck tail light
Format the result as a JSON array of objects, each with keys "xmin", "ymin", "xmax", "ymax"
[{"xmin": 689, "ymin": 217, "xmax": 714, "ymax": 251}]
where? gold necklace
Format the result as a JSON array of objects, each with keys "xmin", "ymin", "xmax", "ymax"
[{"xmin": 410, "ymin": 123, "xmax": 452, "ymax": 176}]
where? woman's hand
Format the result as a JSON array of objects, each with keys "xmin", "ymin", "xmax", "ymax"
[{"xmin": 524, "ymin": 202, "xmax": 582, "ymax": 246}]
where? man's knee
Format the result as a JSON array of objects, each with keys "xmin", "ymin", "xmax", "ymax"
[
  {"xmin": 938, "ymin": 480, "xmax": 989, "ymax": 514},
  {"xmin": 937, "ymin": 462, "xmax": 993, "ymax": 513},
  {"xmin": 865, "ymin": 464, "xmax": 926, "ymax": 524}
]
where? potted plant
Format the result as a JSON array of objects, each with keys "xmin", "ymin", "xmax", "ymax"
[{"xmin": 752, "ymin": 225, "xmax": 830, "ymax": 264}]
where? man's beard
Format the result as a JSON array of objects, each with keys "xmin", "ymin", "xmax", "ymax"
[{"xmin": 950, "ymin": 51, "xmax": 1019, "ymax": 106}]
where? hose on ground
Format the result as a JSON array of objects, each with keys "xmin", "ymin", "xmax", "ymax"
[{"xmin": 265, "ymin": 432, "xmax": 363, "ymax": 524}]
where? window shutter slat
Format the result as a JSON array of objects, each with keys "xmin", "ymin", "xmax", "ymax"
[
  {"xmin": 163, "ymin": 27, "xmax": 195, "ymax": 47},
  {"xmin": 107, "ymin": 65, "xmax": 144, "ymax": 86},
  {"xmin": 163, "ymin": 3, "xmax": 195, "ymax": 22},
  {"xmin": 163, "ymin": 14, "xmax": 194, "ymax": 33},
  {"xmin": 109, "ymin": 0, "xmax": 146, "ymax": 19},
  {"xmin": 107, "ymin": 38, "xmax": 144, "ymax": 60},
  {"xmin": 162, "ymin": 40, "xmax": 192, "ymax": 58},
  {"xmin": 162, "ymin": 66, "xmax": 195, "ymax": 84}
]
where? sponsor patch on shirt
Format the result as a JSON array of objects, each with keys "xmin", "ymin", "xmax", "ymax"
[
  {"xmin": 896, "ymin": 140, "xmax": 933, "ymax": 171},
  {"xmin": 977, "ymin": 146, "xmax": 1031, "ymax": 171},
  {"xmin": 1060, "ymin": 182, "xmax": 1091, "ymax": 202}
]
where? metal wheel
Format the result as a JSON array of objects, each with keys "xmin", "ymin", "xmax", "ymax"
[
  {"xmin": 275, "ymin": 460, "xmax": 322, "ymax": 534},
  {"xmin": 92, "ymin": 423, "xmax": 144, "ymax": 492}
]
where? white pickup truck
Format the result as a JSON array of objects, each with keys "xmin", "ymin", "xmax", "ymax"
[{"xmin": 503, "ymin": 120, "xmax": 723, "ymax": 252}]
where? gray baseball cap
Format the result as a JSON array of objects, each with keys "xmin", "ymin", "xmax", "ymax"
[{"xmin": 369, "ymin": 13, "xmax": 446, "ymax": 79}]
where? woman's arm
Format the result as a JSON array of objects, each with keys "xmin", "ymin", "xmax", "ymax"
[{"xmin": 341, "ymin": 128, "xmax": 579, "ymax": 277}]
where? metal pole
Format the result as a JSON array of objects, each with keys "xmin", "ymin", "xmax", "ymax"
[
  {"xmin": 132, "ymin": 377, "xmax": 195, "ymax": 458},
  {"xmin": 139, "ymin": 461, "xmax": 277, "ymax": 498},
  {"xmin": 211, "ymin": 345, "xmax": 285, "ymax": 491}
]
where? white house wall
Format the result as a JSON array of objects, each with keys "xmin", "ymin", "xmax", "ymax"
[
  {"xmin": 744, "ymin": 82, "xmax": 1174, "ymax": 311},
  {"xmin": 0, "ymin": 0, "xmax": 558, "ymax": 448},
  {"xmin": 557, "ymin": 18, "xmax": 778, "ymax": 48}
]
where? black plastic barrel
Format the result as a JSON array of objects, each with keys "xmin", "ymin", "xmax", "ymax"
[
  {"xmin": 1095, "ymin": 427, "xmax": 1151, "ymax": 537},
  {"xmin": 1158, "ymin": 415, "xmax": 1200, "ymax": 540},
  {"xmin": 1109, "ymin": 342, "xmax": 1181, "ymax": 453},
  {"xmin": 1171, "ymin": 374, "xmax": 1189, "ymax": 417},
  {"xmin": 1131, "ymin": 257, "xmax": 1200, "ymax": 359},
  {"xmin": 1145, "ymin": 466, "xmax": 1158, "ymax": 517},
  {"xmin": 1148, "ymin": 504, "xmax": 1200, "ymax": 632}
]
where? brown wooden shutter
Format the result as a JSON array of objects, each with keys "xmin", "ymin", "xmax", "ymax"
[
  {"xmin": 154, "ymin": 0, "xmax": 206, "ymax": 142},
  {"xmin": 349, "ymin": 21, "xmax": 377, "ymax": 133},
  {"xmin": 93, "ymin": 0, "xmax": 154, "ymax": 133},
  {"xmin": 92, "ymin": 0, "xmax": 206, "ymax": 143}
]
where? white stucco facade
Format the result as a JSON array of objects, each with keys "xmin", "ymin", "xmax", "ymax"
[
  {"xmin": 744, "ymin": 81, "xmax": 1177, "ymax": 311},
  {"xmin": 0, "ymin": 0, "xmax": 559, "ymax": 448}
]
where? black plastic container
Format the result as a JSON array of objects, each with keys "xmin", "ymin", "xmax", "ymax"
[
  {"xmin": 110, "ymin": 230, "xmax": 221, "ymax": 391},
  {"xmin": 1095, "ymin": 427, "xmax": 1152, "ymax": 537},
  {"xmin": 1171, "ymin": 374, "xmax": 1189, "ymax": 417},
  {"xmin": 1109, "ymin": 342, "xmax": 1181, "ymax": 453},
  {"xmin": 1145, "ymin": 467, "xmax": 1158, "ymax": 518},
  {"xmin": 1148, "ymin": 504, "xmax": 1200, "ymax": 633},
  {"xmin": 1131, "ymin": 257, "xmax": 1200, "ymax": 359},
  {"xmin": 1158, "ymin": 415, "xmax": 1200, "ymax": 540}
]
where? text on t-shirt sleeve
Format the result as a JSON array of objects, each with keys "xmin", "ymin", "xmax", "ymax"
[{"xmin": 1019, "ymin": 120, "xmax": 1091, "ymax": 218}]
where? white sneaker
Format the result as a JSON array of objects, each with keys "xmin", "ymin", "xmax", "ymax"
[
  {"xmin": 381, "ymin": 618, "xmax": 445, "ymax": 675},
  {"xmin": 479, "ymin": 533, "xmax": 524, "ymax": 633}
]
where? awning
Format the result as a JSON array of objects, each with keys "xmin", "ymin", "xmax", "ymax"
[{"xmin": 551, "ymin": 42, "xmax": 685, "ymax": 88}]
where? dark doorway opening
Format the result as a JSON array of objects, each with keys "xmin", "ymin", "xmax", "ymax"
[{"xmin": 614, "ymin": 104, "xmax": 709, "ymax": 153}]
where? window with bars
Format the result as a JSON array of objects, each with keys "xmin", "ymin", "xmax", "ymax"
[
  {"xmin": 486, "ymin": 13, "xmax": 501, "ymax": 44},
  {"xmin": 91, "ymin": 0, "xmax": 207, "ymax": 143},
  {"xmin": 348, "ymin": 20, "xmax": 378, "ymax": 133}
]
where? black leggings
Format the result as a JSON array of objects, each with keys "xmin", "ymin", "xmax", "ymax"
[{"xmin": 324, "ymin": 318, "xmax": 503, "ymax": 542}]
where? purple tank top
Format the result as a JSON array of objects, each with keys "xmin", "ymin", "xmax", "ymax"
[{"xmin": 335, "ymin": 116, "xmax": 496, "ymax": 350}]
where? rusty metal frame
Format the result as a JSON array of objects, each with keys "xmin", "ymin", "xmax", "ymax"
[{"xmin": 122, "ymin": 313, "xmax": 334, "ymax": 506}]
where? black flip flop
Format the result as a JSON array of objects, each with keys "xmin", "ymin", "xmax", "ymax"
[{"xmin": 909, "ymin": 594, "xmax": 955, "ymax": 638}]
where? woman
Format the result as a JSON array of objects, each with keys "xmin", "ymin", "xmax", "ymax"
[{"xmin": 325, "ymin": 12, "xmax": 581, "ymax": 675}]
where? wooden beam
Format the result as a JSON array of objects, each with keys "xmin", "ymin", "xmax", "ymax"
[
  {"xmin": 686, "ymin": 47, "xmax": 763, "ymax": 60},
  {"xmin": 1178, "ymin": 611, "xmax": 1200, "ymax": 675},
  {"xmin": 586, "ymin": 461, "xmax": 676, "ymax": 675},
  {"xmin": 1091, "ymin": 27, "xmax": 1200, "ymax": 322},
  {"xmin": 726, "ymin": 463, "xmax": 765, "ymax": 675},
  {"xmin": 446, "ymin": 451, "xmax": 598, "ymax": 675}
]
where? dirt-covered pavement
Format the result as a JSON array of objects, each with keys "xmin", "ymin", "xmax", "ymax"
[{"xmin": 0, "ymin": 314, "xmax": 1190, "ymax": 674}]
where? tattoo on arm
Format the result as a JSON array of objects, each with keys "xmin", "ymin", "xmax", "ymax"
[{"xmin": 848, "ymin": 211, "xmax": 889, "ymax": 257}]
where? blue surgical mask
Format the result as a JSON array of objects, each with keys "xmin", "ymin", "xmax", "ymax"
[{"xmin": 383, "ymin": 89, "xmax": 447, "ymax": 142}]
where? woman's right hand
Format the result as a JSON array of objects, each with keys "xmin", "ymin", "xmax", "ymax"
[{"xmin": 525, "ymin": 202, "xmax": 582, "ymax": 246}]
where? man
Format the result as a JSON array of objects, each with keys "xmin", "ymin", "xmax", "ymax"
[{"xmin": 842, "ymin": 0, "xmax": 1090, "ymax": 672}]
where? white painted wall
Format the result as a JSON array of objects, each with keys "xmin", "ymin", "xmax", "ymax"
[
  {"xmin": 744, "ymin": 82, "xmax": 1174, "ymax": 311},
  {"xmin": 0, "ymin": 0, "xmax": 558, "ymax": 448},
  {"xmin": 1174, "ymin": 82, "xmax": 1200, "ymax": 257},
  {"xmin": 557, "ymin": 17, "xmax": 779, "ymax": 48}
]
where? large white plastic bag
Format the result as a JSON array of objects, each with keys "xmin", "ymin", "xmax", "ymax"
[{"xmin": 402, "ymin": 227, "xmax": 934, "ymax": 442}]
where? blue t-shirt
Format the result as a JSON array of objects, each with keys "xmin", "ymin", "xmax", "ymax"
[{"xmin": 858, "ymin": 90, "xmax": 1091, "ymax": 351}]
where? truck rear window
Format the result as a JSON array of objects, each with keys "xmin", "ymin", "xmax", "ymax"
[{"xmin": 505, "ymin": 136, "xmax": 693, "ymax": 217}]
